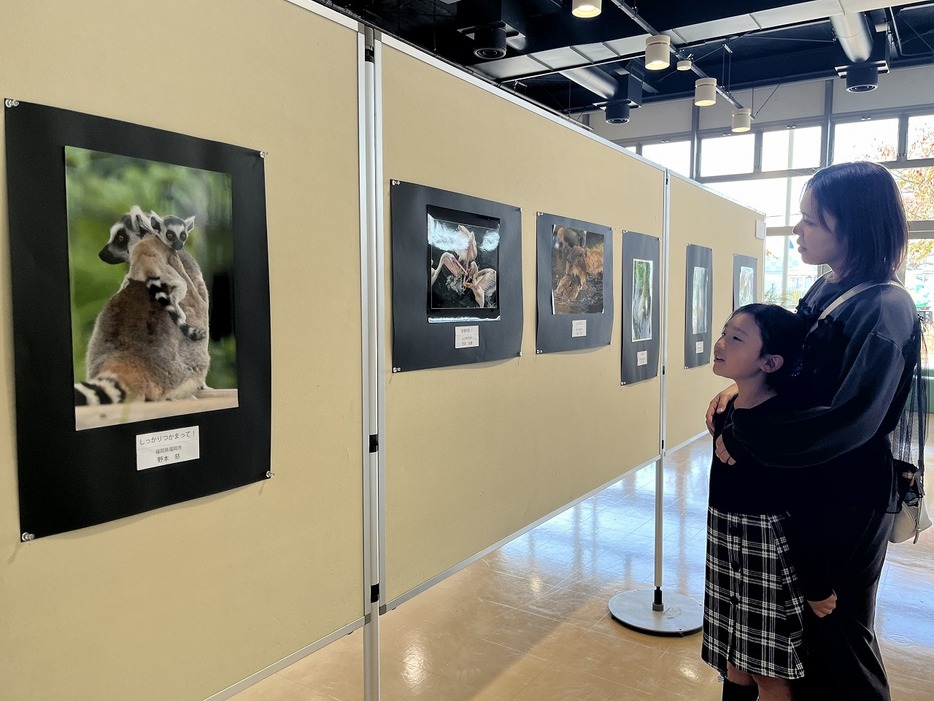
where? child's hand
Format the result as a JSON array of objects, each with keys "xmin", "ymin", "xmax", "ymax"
[
  {"xmin": 808, "ymin": 591, "xmax": 837, "ymax": 618},
  {"xmin": 714, "ymin": 436, "xmax": 736, "ymax": 465}
]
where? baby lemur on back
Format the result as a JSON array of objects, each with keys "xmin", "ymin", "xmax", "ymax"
[
  {"xmin": 74, "ymin": 206, "xmax": 211, "ymax": 406},
  {"xmin": 125, "ymin": 211, "xmax": 205, "ymax": 341}
]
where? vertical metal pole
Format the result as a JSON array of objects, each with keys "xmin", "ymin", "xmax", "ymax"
[
  {"xmin": 608, "ymin": 170, "xmax": 703, "ymax": 635},
  {"xmin": 360, "ymin": 25, "xmax": 381, "ymax": 701},
  {"xmin": 652, "ymin": 170, "xmax": 672, "ymax": 607}
]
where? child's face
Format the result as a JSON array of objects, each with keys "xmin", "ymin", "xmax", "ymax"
[{"xmin": 713, "ymin": 312, "xmax": 767, "ymax": 382}]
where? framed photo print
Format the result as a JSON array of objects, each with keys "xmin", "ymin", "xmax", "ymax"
[
  {"xmin": 5, "ymin": 100, "xmax": 271, "ymax": 539},
  {"xmin": 733, "ymin": 254, "xmax": 758, "ymax": 309},
  {"xmin": 684, "ymin": 244, "xmax": 713, "ymax": 369},
  {"xmin": 535, "ymin": 213, "xmax": 613, "ymax": 354},
  {"xmin": 390, "ymin": 180, "xmax": 522, "ymax": 371},
  {"xmin": 621, "ymin": 231, "xmax": 660, "ymax": 384}
]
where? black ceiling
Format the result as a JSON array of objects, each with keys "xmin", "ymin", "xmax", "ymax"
[{"xmin": 320, "ymin": 0, "xmax": 934, "ymax": 118}]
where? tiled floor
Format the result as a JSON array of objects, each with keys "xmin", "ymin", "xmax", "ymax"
[{"xmin": 230, "ymin": 435, "xmax": 934, "ymax": 700}]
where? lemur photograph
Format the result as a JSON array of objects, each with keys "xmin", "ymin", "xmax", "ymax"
[{"xmin": 65, "ymin": 146, "xmax": 238, "ymax": 429}]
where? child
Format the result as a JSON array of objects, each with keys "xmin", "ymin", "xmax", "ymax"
[{"xmin": 702, "ymin": 304, "xmax": 809, "ymax": 701}]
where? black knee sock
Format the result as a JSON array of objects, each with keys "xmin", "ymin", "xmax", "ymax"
[{"xmin": 722, "ymin": 678, "xmax": 758, "ymax": 701}]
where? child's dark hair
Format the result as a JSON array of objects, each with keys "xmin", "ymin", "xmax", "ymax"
[{"xmin": 731, "ymin": 303, "xmax": 807, "ymax": 391}]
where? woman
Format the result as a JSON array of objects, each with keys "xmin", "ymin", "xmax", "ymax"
[{"xmin": 707, "ymin": 161, "xmax": 921, "ymax": 701}]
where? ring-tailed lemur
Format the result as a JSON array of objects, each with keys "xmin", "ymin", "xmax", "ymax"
[
  {"xmin": 74, "ymin": 207, "xmax": 211, "ymax": 406},
  {"xmin": 125, "ymin": 212, "xmax": 205, "ymax": 341}
]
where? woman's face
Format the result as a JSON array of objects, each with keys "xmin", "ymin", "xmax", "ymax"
[
  {"xmin": 713, "ymin": 312, "xmax": 766, "ymax": 382},
  {"xmin": 793, "ymin": 189, "xmax": 848, "ymax": 273}
]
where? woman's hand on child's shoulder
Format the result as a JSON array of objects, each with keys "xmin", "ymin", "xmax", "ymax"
[{"xmin": 706, "ymin": 384, "xmax": 739, "ymax": 434}]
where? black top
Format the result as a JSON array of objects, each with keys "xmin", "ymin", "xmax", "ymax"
[
  {"xmin": 721, "ymin": 275, "xmax": 919, "ymax": 510},
  {"xmin": 709, "ymin": 396, "xmax": 802, "ymax": 514}
]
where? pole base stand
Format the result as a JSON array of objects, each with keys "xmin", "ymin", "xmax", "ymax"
[{"xmin": 608, "ymin": 589, "xmax": 703, "ymax": 637}]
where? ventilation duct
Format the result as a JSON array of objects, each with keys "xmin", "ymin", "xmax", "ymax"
[
  {"xmin": 606, "ymin": 102, "xmax": 631, "ymax": 124},
  {"xmin": 560, "ymin": 68, "xmax": 642, "ymax": 110},
  {"xmin": 830, "ymin": 13, "xmax": 874, "ymax": 63},
  {"xmin": 458, "ymin": 0, "xmax": 527, "ymax": 60},
  {"xmin": 473, "ymin": 25, "xmax": 507, "ymax": 59},
  {"xmin": 845, "ymin": 63, "xmax": 879, "ymax": 92}
]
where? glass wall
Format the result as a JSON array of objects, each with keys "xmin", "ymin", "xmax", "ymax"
[
  {"xmin": 623, "ymin": 103, "xmax": 934, "ymax": 372},
  {"xmin": 641, "ymin": 140, "xmax": 691, "ymax": 178}
]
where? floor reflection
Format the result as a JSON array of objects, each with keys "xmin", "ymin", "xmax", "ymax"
[{"xmin": 230, "ymin": 435, "xmax": 934, "ymax": 700}]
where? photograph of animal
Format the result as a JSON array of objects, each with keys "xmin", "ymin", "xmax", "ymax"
[
  {"xmin": 429, "ymin": 221, "xmax": 499, "ymax": 310},
  {"xmin": 124, "ymin": 211, "xmax": 205, "ymax": 341},
  {"xmin": 692, "ymin": 265, "xmax": 709, "ymax": 334},
  {"xmin": 74, "ymin": 206, "xmax": 210, "ymax": 406},
  {"xmin": 64, "ymin": 146, "xmax": 238, "ymax": 427},
  {"xmin": 551, "ymin": 227, "xmax": 605, "ymax": 314},
  {"xmin": 632, "ymin": 258, "xmax": 653, "ymax": 342}
]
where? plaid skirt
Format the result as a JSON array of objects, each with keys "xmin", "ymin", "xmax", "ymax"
[{"xmin": 701, "ymin": 507, "xmax": 806, "ymax": 680}]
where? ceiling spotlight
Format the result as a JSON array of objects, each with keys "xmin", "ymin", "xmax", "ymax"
[
  {"xmin": 694, "ymin": 77, "xmax": 717, "ymax": 107},
  {"xmin": 572, "ymin": 0, "xmax": 602, "ymax": 19},
  {"xmin": 731, "ymin": 108, "xmax": 752, "ymax": 133},
  {"xmin": 845, "ymin": 63, "xmax": 879, "ymax": 92},
  {"xmin": 676, "ymin": 58, "xmax": 693, "ymax": 71},
  {"xmin": 645, "ymin": 35, "xmax": 671, "ymax": 70},
  {"xmin": 473, "ymin": 25, "xmax": 507, "ymax": 60},
  {"xmin": 606, "ymin": 102, "xmax": 631, "ymax": 124}
]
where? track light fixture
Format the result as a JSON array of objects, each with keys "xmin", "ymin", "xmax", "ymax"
[
  {"xmin": 731, "ymin": 108, "xmax": 752, "ymax": 133},
  {"xmin": 571, "ymin": 0, "xmax": 602, "ymax": 19},
  {"xmin": 676, "ymin": 58, "xmax": 693, "ymax": 71},
  {"xmin": 645, "ymin": 35, "xmax": 671, "ymax": 70},
  {"xmin": 694, "ymin": 78, "xmax": 717, "ymax": 107}
]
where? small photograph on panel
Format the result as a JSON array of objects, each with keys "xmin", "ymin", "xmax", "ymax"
[
  {"xmin": 551, "ymin": 225, "xmax": 604, "ymax": 314},
  {"xmin": 428, "ymin": 214, "xmax": 499, "ymax": 315},
  {"xmin": 692, "ymin": 265, "xmax": 708, "ymax": 334},
  {"xmin": 632, "ymin": 258, "xmax": 653, "ymax": 341},
  {"xmin": 739, "ymin": 265, "xmax": 755, "ymax": 306}
]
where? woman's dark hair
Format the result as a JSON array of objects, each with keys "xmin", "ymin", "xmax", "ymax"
[
  {"xmin": 731, "ymin": 303, "xmax": 807, "ymax": 390},
  {"xmin": 803, "ymin": 161, "xmax": 908, "ymax": 282}
]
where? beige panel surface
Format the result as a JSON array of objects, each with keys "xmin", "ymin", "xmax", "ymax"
[
  {"xmin": 0, "ymin": 2, "xmax": 363, "ymax": 700},
  {"xmin": 381, "ymin": 46, "xmax": 665, "ymax": 601},
  {"xmin": 666, "ymin": 177, "xmax": 765, "ymax": 449}
]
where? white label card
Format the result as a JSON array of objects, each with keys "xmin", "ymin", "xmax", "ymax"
[
  {"xmin": 571, "ymin": 319, "xmax": 587, "ymax": 337},
  {"xmin": 136, "ymin": 426, "xmax": 201, "ymax": 471},
  {"xmin": 454, "ymin": 325, "xmax": 480, "ymax": 349},
  {"xmin": 637, "ymin": 350, "xmax": 648, "ymax": 366},
  {"xmin": 696, "ymin": 340, "xmax": 704, "ymax": 354}
]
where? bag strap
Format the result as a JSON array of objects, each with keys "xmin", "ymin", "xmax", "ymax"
[{"xmin": 811, "ymin": 279, "xmax": 904, "ymax": 332}]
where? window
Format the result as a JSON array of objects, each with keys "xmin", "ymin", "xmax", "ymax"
[
  {"xmin": 892, "ymin": 166, "xmax": 934, "ymax": 220},
  {"xmin": 907, "ymin": 114, "xmax": 934, "ymax": 160},
  {"xmin": 700, "ymin": 133, "xmax": 754, "ymax": 177},
  {"xmin": 764, "ymin": 235, "xmax": 819, "ymax": 310},
  {"xmin": 641, "ymin": 140, "xmax": 691, "ymax": 177},
  {"xmin": 708, "ymin": 176, "xmax": 810, "ymax": 227},
  {"xmin": 761, "ymin": 126, "xmax": 821, "ymax": 171},
  {"xmin": 832, "ymin": 118, "xmax": 899, "ymax": 163}
]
